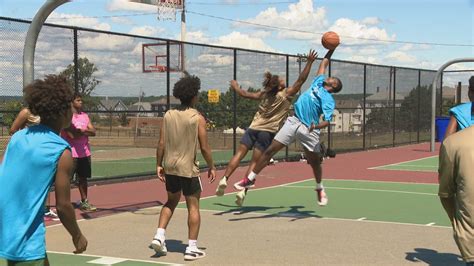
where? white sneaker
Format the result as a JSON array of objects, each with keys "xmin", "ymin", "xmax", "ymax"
[
  {"xmin": 184, "ymin": 246, "xmax": 206, "ymax": 261},
  {"xmin": 215, "ymin": 177, "xmax": 227, "ymax": 196},
  {"xmin": 235, "ymin": 190, "xmax": 246, "ymax": 207},
  {"xmin": 150, "ymin": 238, "xmax": 167, "ymax": 255},
  {"xmin": 44, "ymin": 209, "xmax": 60, "ymax": 221},
  {"xmin": 316, "ymin": 188, "xmax": 328, "ymax": 206}
]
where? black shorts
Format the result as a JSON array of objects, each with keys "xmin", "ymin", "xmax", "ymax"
[
  {"xmin": 240, "ymin": 128, "xmax": 276, "ymax": 151},
  {"xmin": 165, "ymin": 174, "xmax": 202, "ymax": 196},
  {"xmin": 73, "ymin": 156, "xmax": 92, "ymax": 179}
]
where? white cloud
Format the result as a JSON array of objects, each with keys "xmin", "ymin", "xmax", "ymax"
[
  {"xmin": 345, "ymin": 55, "xmax": 379, "ymax": 64},
  {"xmin": 328, "ymin": 18, "xmax": 396, "ymax": 46},
  {"xmin": 111, "ymin": 17, "xmax": 134, "ymax": 25},
  {"xmin": 47, "ymin": 12, "xmax": 111, "ymax": 31},
  {"xmin": 80, "ymin": 34, "xmax": 135, "ymax": 51},
  {"xmin": 399, "ymin": 44, "xmax": 431, "ymax": 51},
  {"xmin": 361, "ymin": 17, "xmax": 381, "ymax": 26},
  {"xmin": 107, "ymin": 0, "xmax": 155, "ymax": 12},
  {"xmin": 385, "ymin": 51, "xmax": 417, "ymax": 63},
  {"xmin": 216, "ymin": 32, "xmax": 275, "ymax": 52},
  {"xmin": 129, "ymin": 26, "xmax": 165, "ymax": 37},
  {"xmin": 242, "ymin": 0, "xmax": 328, "ymax": 40},
  {"xmin": 185, "ymin": 31, "xmax": 211, "ymax": 43},
  {"xmin": 196, "ymin": 54, "xmax": 233, "ymax": 66}
]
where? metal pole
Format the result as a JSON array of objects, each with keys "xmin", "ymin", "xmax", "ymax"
[
  {"xmin": 392, "ymin": 67, "xmax": 396, "ymax": 147},
  {"xmin": 166, "ymin": 41, "xmax": 170, "ymax": 111},
  {"xmin": 23, "ymin": 0, "xmax": 69, "ymax": 87},
  {"xmin": 417, "ymin": 70, "xmax": 421, "ymax": 143},
  {"xmin": 285, "ymin": 55, "xmax": 289, "ymax": 160},
  {"xmin": 233, "ymin": 49, "xmax": 237, "ymax": 155},
  {"xmin": 439, "ymin": 73, "xmax": 444, "ymax": 115},
  {"xmin": 363, "ymin": 64, "xmax": 367, "ymax": 150},
  {"xmin": 430, "ymin": 58, "xmax": 474, "ymax": 152},
  {"xmin": 327, "ymin": 60, "xmax": 332, "ymax": 148},
  {"xmin": 180, "ymin": 0, "xmax": 186, "ymax": 73},
  {"xmin": 73, "ymin": 28, "xmax": 79, "ymax": 93}
]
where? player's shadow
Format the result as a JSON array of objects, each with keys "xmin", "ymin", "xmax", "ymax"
[
  {"xmin": 405, "ymin": 248, "xmax": 463, "ymax": 265},
  {"xmin": 150, "ymin": 239, "xmax": 206, "ymax": 257},
  {"xmin": 75, "ymin": 200, "xmax": 162, "ymax": 219},
  {"xmin": 213, "ymin": 203, "xmax": 321, "ymax": 222}
]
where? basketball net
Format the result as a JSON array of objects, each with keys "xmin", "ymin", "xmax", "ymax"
[{"xmin": 156, "ymin": 0, "xmax": 179, "ymax": 21}]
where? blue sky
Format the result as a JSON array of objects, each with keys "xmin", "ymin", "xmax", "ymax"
[{"xmin": 0, "ymin": 0, "xmax": 473, "ymax": 96}]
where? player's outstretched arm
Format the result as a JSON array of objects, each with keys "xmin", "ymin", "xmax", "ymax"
[
  {"xmin": 230, "ymin": 80, "xmax": 264, "ymax": 100},
  {"xmin": 9, "ymin": 108, "xmax": 30, "ymax": 135},
  {"xmin": 317, "ymin": 49, "xmax": 336, "ymax": 76},
  {"xmin": 55, "ymin": 149, "xmax": 87, "ymax": 254},
  {"xmin": 287, "ymin": 49, "xmax": 318, "ymax": 97},
  {"xmin": 198, "ymin": 115, "xmax": 216, "ymax": 183}
]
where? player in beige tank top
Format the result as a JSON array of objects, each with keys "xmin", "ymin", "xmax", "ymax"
[
  {"xmin": 151, "ymin": 72, "xmax": 216, "ymax": 261},
  {"xmin": 214, "ymin": 50, "xmax": 319, "ymax": 206}
]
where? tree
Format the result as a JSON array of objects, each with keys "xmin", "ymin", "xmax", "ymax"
[
  {"xmin": 60, "ymin": 57, "xmax": 100, "ymax": 96},
  {"xmin": 1, "ymin": 101, "xmax": 22, "ymax": 127}
]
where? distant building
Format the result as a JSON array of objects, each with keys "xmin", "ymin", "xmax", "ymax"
[
  {"xmin": 128, "ymin": 102, "xmax": 153, "ymax": 117},
  {"xmin": 151, "ymin": 97, "xmax": 181, "ymax": 115},
  {"xmin": 98, "ymin": 98, "xmax": 128, "ymax": 112}
]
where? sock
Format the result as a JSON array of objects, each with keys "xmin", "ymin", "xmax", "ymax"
[
  {"xmin": 247, "ymin": 171, "xmax": 257, "ymax": 181},
  {"xmin": 155, "ymin": 228, "xmax": 166, "ymax": 241},
  {"xmin": 223, "ymin": 175, "xmax": 228, "ymax": 181},
  {"xmin": 188, "ymin": 239, "xmax": 197, "ymax": 248},
  {"xmin": 316, "ymin": 182, "xmax": 324, "ymax": 190}
]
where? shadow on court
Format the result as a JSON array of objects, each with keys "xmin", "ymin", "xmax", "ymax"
[
  {"xmin": 405, "ymin": 248, "xmax": 463, "ymax": 265},
  {"xmin": 77, "ymin": 200, "xmax": 163, "ymax": 219},
  {"xmin": 213, "ymin": 203, "xmax": 321, "ymax": 221}
]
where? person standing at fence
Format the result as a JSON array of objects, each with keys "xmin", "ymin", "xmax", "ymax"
[
  {"xmin": 215, "ymin": 50, "xmax": 318, "ymax": 206},
  {"xmin": 0, "ymin": 75, "xmax": 88, "ymax": 264},
  {"xmin": 234, "ymin": 48, "xmax": 342, "ymax": 206},
  {"xmin": 10, "ymin": 108, "xmax": 60, "ymax": 221},
  {"xmin": 444, "ymin": 76, "xmax": 474, "ymax": 139},
  {"xmin": 150, "ymin": 72, "xmax": 216, "ymax": 261},
  {"xmin": 438, "ymin": 124, "xmax": 474, "ymax": 265},
  {"xmin": 61, "ymin": 93, "xmax": 97, "ymax": 212}
]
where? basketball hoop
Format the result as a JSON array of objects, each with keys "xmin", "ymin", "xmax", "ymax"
[{"xmin": 156, "ymin": 0, "xmax": 181, "ymax": 21}]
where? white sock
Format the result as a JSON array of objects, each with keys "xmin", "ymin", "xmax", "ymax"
[
  {"xmin": 188, "ymin": 239, "xmax": 198, "ymax": 249},
  {"xmin": 316, "ymin": 182, "xmax": 324, "ymax": 190},
  {"xmin": 247, "ymin": 171, "xmax": 257, "ymax": 181},
  {"xmin": 222, "ymin": 175, "xmax": 228, "ymax": 181},
  {"xmin": 155, "ymin": 228, "xmax": 165, "ymax": 241}
]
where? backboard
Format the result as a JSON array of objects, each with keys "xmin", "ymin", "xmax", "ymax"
[
  {"xmin": 142, "ymin": 42, "xmax": 184, "ymax": 73},
  {"xmin": 129, "ymin": 0, "xmax": 184, "ymax": 20},
  {"xmin": 129, "ymin": 0, "xmax": 183, "ymax": 9}
]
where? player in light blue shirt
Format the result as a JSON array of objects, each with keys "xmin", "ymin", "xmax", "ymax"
[
  {"xmin": 0, "ymin": 75, "xmax": 88, "ymax": 264},
  {"xmin": 235, "ymin": 48, "xmax": 342, "ymax": 206},
  {"xmin": 444, "ymin": 76, "xmax": 474, "ymax": 139}
]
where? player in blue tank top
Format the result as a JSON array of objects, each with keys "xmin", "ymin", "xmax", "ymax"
[
  {"xmin": 235, "ymin": 48, "xmax": 343, "ymax": 207},
  {"xmin": 0, "ymin": 75, "xmax": 88, "ymax": 264},
  {"xmin": 444, "ymin": 76, "xmax": 474, "ymax": 139}
]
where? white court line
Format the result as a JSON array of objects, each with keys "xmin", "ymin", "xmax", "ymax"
[
  {"xmin": 357, "ymin": 217, "xmax": 367, "ymax": 221},
  {"xmin": 368, "ymin": 155, "xmax": 438, "ymax": 170},
  {"xmin": 384, "ymin": 165, "xmax": 438, "ymax": 168},
  {"xmin": 284, "ymin": 185, "xmax": 438, "ymax": 196},
  {"xmin": 194, "ymin": 208, "xmax": 451, "ymax": 229},
  {"xmin": 87, "ymin": 257, "xmax": 127, "ymax": 264},
  {"xmin": 47, "ymin": 250, "xmax": 181, "ymax": 265},
  {"xmin": 322, "ymin": 179, "xmax": 438, "ymax": 186},
  {"xmin": 426, "ymin": 222, "xmax": 436, "ymax": 226}
]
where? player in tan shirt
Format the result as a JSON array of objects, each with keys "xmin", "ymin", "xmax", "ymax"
[
  {"xmin": 439, "ymin": 125, "xmax": 474, "ymax": 264},
  {"xmin": 214, "ymin": 50, "xmax": 318, "ymax": 206},
  {"xmin": 150, "ymin": 72, "xmax": 216, "ymax": 261}
]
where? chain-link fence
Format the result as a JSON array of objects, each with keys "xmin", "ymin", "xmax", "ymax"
[{"xmin": 1, "ymin": 16, "xmax": 463, "ymax": 180}]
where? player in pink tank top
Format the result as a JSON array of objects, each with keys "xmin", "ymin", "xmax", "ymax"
[{"xmin": 61, "ymin": 93, "xmax": 97, "ymax": 211}]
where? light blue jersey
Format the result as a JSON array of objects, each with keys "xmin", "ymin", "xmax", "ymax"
[
  {"xmin": 449, "ymin": 102, "xmax": 474, "ymax": 131},
  {"xmin": 0, "ymin": 125, "xmax": 70, "ymax": 261},
  {"xmin": 294, "ymin": 74, "xmax": 335, "ymax": 128}
]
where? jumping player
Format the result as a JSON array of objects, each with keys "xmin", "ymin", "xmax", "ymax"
[
  {"xmin": 234, "ymin": 48, "xmax": 342, "ymax": 206},
  {"xmin": 215, "ymin": 50, "xmax": 318, "ymax": 206}
]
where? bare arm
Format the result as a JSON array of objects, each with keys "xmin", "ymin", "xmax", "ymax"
[
  {"xmin": 198, "ymin": 115, "xmax": 216, "ymax": 183},
  {"xmin": 55, "ymin": 149, "xmax": 87, "ymax": 254},
  {"xmin": 317, "ymin": 49, "xmax": 335, "ymax": 76},
  {"xmin": 287, "ymin": 50, "xmax": 318, "ymax": 97},
  {"xmin": 81, "ymin": 120, "xmax": 96, "ymax": 137},
  {"xmin": 9, "ymin": 108, "xmax": 30, "ymax": 135},
  {"xmin": 156, "ymin": 125, "xmax": 165, "ymax": 182},
  {"xmin": 230, "ymin": 80, "xmax": 264, "ymax": 100},
  {"xmin": 444, "ymin": 116, "xmax": 457, "ymax": 140}
]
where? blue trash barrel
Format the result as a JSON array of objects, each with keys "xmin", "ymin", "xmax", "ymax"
[{"xmin": 435, "ymin": 116, "xmax": 451, "ymax": 142}]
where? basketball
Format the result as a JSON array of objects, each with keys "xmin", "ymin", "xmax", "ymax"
[{"xmin": 321, "ymin": 31, "xmax": 340, "ymax": 50}]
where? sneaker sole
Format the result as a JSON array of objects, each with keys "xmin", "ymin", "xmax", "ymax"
[
  {"xmin": 151, "ymin": 242, "xmax": 163, "ymax": 253},
  {"xmin": 184, "ymin": 253, "xmax": 206, "ymax": 261},
  {"xmin": 235, "ymin": 191, "xmax": 246, "ymax": 206},
  {"xmin": 233, "ymin": 183, "xmax": 255, "ymax": 190},
  {"xmin": 215, "ymin": 184, "xmax": 227, "ymax": 197}
]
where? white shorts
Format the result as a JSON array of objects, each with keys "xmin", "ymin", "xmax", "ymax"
[{"xmin": 274, "ymin": 116, "xmax": 322, "ymax": 153}]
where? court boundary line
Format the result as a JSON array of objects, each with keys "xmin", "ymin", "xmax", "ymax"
[
  {"xmin": 46, "ymin": 250, "xmax": 181, "ymax": 265},
  {"xmin": 284, "ymin": 185, "xmax": 438, "ymax": 196},
  {"xmin": 368, "ymin": 155, "xmax": 438, "ymax": 170}
]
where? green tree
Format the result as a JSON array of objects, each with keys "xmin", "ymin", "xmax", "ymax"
[
  {"xmin": 1, "ymin": 101, "xmax": 23, "ymax": 127},
  {"xmin": 397, "ymin": 85, "xmax": 432, "ymax": 132},
  {"xmin": 60, "ymin": 57, "xmax": 100, "ymax": 96}
]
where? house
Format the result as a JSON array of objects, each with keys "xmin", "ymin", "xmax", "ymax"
[
  {"xmin": 128, "ymin": 102, "xmax": 153, "ymax": 117},
  {"xmin": 328, "ymin": 100, "xmax": 364, "ymax": 133},
  {"xmin": 365, "ymin": 88, "xmax": 405, "ymax": 108},
  {"xmin": 151, "ymin": 97, "xmax": 181, "ymax": 115},
  {"xmin": 98, "ymin": 98, "xmax": 128, "ymax": 112}
]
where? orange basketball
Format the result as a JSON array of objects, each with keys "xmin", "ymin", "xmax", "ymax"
[{"xmin": 321, "ymin": 31, "xmax": 340, "ymax": 50}]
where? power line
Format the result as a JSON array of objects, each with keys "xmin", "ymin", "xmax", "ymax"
[{"xmin": 186, "ymin": 10, "xmax": 474, "ymax": 47}]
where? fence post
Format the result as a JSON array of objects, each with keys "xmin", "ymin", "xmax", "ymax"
[
  {"xmin": 285, "ymin": 55, "xmax": 289, "ymax": 160},
  {"xmin": 363, "ymin": 64, "xmax": 367, "ymax": 150},
  {"xmin": 233, "ymin": 49, "xmax": 237, "ymax": 155},
  {"xmin": 327, "ymin": 59, "xmax": 332, "ymax": 148},
  {"xmin": 417, "ymin": 70, "xmax": 421, "ymax": 143},
  {"xmin": 166, "ymin": 41, "xmax": 171, "ymax": 111},
  {"xmin": 392, "ymin": 67, "xmax": 396, "ymax": 147},
  {"xmin": 73, "ymin": 28, "xmax": 78, "ymax": 93},
  {"xmin": 439, "ymin": 73, "xmax": 444, "ymax": 116}
]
